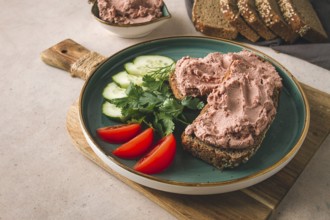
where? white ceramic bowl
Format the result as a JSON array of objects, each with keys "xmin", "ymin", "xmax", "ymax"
[{"xmin": 91, "ymin": 1, "xmax": 171, "ymax": 38}]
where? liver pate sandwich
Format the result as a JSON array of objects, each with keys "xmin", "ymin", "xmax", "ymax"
[{"xmin": 169, "ymin": 51, "xmax": 283, "ymax": 169}]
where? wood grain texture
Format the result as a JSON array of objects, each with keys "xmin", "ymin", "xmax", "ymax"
[
  {"xmin": 41, "ymin": 39, "xmax": 106, "ymax": 80},
  {"xmin": 66, "ymin": 84, "xmax": 330, "ymax": 220},
  {"xmin": 40, "ymin": 39, "xmax": 91, "ymax": 73}
]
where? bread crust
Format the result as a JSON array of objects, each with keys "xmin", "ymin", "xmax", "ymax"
[
  {"xmin": 181, "ymin": 131, "xmax": 261, "ymax": 169},
  {"xmin": 181, "ymin": 88, "xmax": 280, "ymax": 170},
  {"xmin": 169, "ymin": 72, "xmax": 185, "ymax": 100},
  {"xmin": 237, "ymin": 0, "xmax": 277, "ymax": 40},
  {"xmin": 193, "ymin": 22, "xmax": 239, "ymax": 40},
  {"xmin": 278, "ymin": 0, "xmax": 328, "ymax": 43},
  {"xmin": 255, "ymin": 0, "xmax": 298, "ymax": 43},
  {"xmin": 219, "ymin": 0, "xmax": 260, "ymax": 42},
  {"xmin": 192, "ymin": 0, "xmax": 238, "ymax": 40}
]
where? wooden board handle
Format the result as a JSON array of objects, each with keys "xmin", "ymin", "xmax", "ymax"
[
  {"xmin": 40, "ymin": 39, "xmax": 106, "ymax": 80},
  {"xmin": 41, "ymin": 39, "xmax": 91, "ymax": 72}
]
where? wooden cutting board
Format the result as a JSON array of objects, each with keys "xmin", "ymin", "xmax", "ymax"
[
  {"xmin": 42, "ymin": 39, "xmax": 330, "ymax": 220},
  {"xmin": 66, "ymin": 84, "xmax": 330, "ymax": 220}
]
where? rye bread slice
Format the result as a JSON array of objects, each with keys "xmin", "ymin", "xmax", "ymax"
[
  {"xmin": 255, "ymin": 0, "xmax": 298, "ymax": 43},
  {"xmin": 169, "ymin": 71, "xmax": 185, "ymax": 100},
  {"xmin": 192, "ymin": 0, "xmax": 238, "ymax": 40},
  {"xmin": 219, "ymin": 0, "xmax": 260, "ymax": 42},
  {"xmin": 181, "ymin": 126, "xmax": 263, "ymax": 169},
  {"xmin": 181, "ymin": 86, "xmax": 280, "ymax": 170},
  {"xmin": 278, "ymin": 0, "xmax": 328, "ymax": 43},
  {"xmin": 237, "ymin": 0, "xmax": 277, "ymax": 40}
]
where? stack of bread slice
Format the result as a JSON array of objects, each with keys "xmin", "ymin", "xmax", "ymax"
[{"xmin": 192, "ymin": 0, "xmax": 328, "ymax": 43}]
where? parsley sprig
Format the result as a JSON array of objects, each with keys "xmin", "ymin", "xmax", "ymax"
[{"xmin": 109, "ymin": 64, "xmax": 204, "ymax": 137}]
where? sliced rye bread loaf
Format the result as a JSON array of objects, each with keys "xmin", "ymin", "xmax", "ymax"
[
  {"xmin": 278, "ymin": 0, "xmax": 328, "ymax": 43},
  {"xmin": 219, "ymin": 0, "xmax": 260, "ymax": 42},
  {"xmin": 192, "ymin": 0, "xmax": 238, "ymax": 40},
  {"xmin": 237, "ymin": 0, "xmax": 277, "ymax": 40},
  {"xmin": 255, "ymin": 0, "xmax": 298, "ymax": 43}
]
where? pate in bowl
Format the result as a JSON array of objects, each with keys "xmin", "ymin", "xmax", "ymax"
[{"xmin": 90, "ymin": 0, "xmax": 172, "ymax": 38}]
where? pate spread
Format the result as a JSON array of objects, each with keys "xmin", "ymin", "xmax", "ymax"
[
  {"xmin": 174, "ymin": 52, "xmax": 253, "ymax": 97},
  {"xmin": 98, "ymin": 0, "xmax": 163, "ymax": 24},
  {"xmin": 183, "ymin": 51, "xmax": 282, "ymax": 149}
]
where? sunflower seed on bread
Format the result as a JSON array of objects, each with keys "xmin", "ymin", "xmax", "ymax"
[
  {"xmin": 237, "ymin": 0, "xmax": 277, "ymax": 40},
  {"xmin": 219, "ymin": 0, "xmax": 260, "ymax": 42},
  {"xmin": 278, "ymin": 0, "xmax": 328, "ymax": 43},
  {"xmin": 255, "ymin": 0, "xmax": 298, "ymax": 43}
]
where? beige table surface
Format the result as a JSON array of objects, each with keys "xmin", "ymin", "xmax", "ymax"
[{"xmin": 1, "ymin": 0, "xmax": 329, "ymax": 219}]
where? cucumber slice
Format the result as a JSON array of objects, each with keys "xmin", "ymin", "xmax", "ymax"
[
  {"xmin": 102, "ymin": 101, "xmax": 123, "ymax": 120},
  {"xmin": 124, "ymin": 55, "xmax": 174, "ymax": 76},
  {"xmin": 102, "ymin": 82, "xmax": 127, "ymax": 100},
  {"xmin": 112, "ymin": 71, "xmax": 143, "ymax": 88}
]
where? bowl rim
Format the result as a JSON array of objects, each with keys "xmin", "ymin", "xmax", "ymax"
[
  {"xmin": 78, "ymin": 36, "xmax": 310, "ymax": 188},
  {"xmin": 91, "ymin": 1, "xmax": 172, "ymax": 27}
]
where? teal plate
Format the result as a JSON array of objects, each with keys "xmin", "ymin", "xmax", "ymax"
[{"xmin": 79, "ymin": 36, "xmax": 310, "ymax": 194}]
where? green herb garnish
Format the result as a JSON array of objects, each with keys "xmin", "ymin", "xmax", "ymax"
[{"xmin": 110, "ymin": 64, "xmax": 204, "ymax": 137}]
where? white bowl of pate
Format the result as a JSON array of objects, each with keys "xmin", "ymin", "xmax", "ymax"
[{"xmin": 90, "ymin": 0, "xmax": 171, "ymax": 38}]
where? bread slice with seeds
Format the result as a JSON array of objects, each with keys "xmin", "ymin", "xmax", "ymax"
[
  {"xmin": 219, "ymin": 0, "xmax": 260, "ymax": 42},
  {"xmin": 255, "ymin": 0, "xmax": 298, "ymax": 43},
  {"xmin": 237, "ymin": 0, "xmax": 277, "ymax": 40},
  {"xmin": 192, "ymin": 0, "xmax": 238, "ymax": 40},
  {"xmin": 278, "ymin": 0, "xmax": 328, "ymax": 43}
]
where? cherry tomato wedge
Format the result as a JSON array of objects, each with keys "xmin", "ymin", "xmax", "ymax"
[
  {"xmin": 134, "ymin": 133, "xmax": 176, "ymax": 174},
  {"xmin": 112, "ymin": 128, "xmax": 154, "ymax": 159},
  {"xmin": 97, "ymin": 123, "xmax": 141, "ymax": 143}
]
